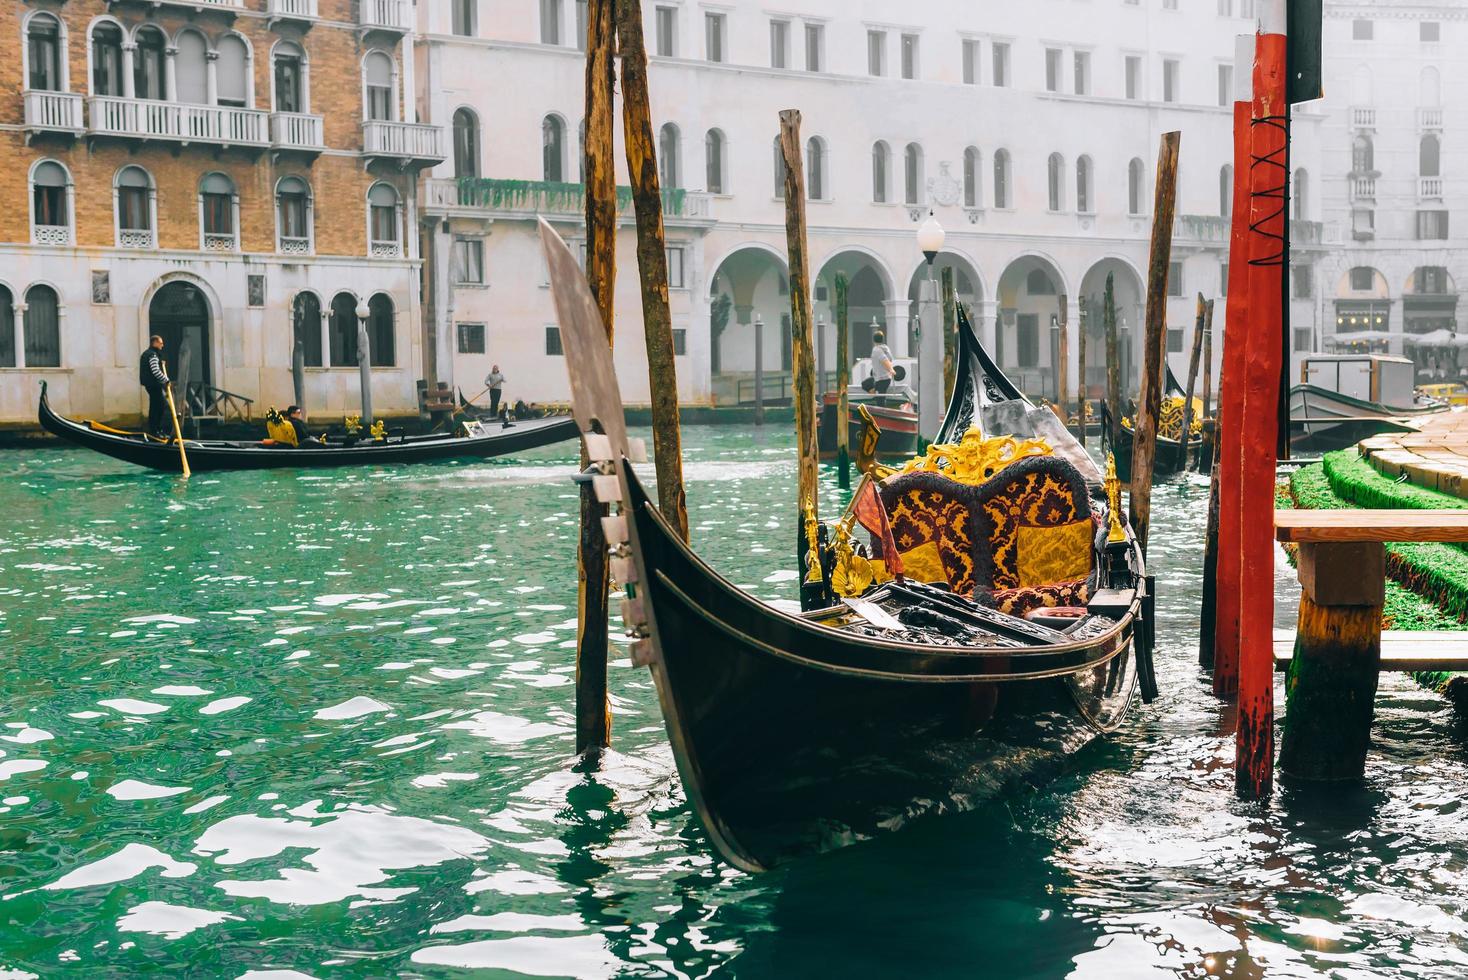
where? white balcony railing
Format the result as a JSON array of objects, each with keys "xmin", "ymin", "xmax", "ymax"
[
  {"xmin": 1419, "ymin": 107, "xmax": 1444, "ymax": 130},
  {"xmin": 270, "ymin": 112, "xmax": 324, "ymax": 151},
  {"xmin": 33, "ymin": 224, "xmax": 71, "ymax": 247},
  {"xmin": 359, "ymin": 0, "xmax": 412, "ymax": 31},
  {"xmin": 202, "ymin": 232, "xmax": 238, "ymax": 253},
  {"xmin": 362, "ymin": 119, "xmax": 446, "ymax": 163},
  {"xmin": 119, "ymin": 229, "xmax": 155, "ymax": 249},
  {"xmin": 370, "ymin": 240, "xmax": 403, "ymax": 258},
  {"xmin": 278, "ymin": 236, "xmax": 311, "ymax": 255},
  {"xmin": 156, "ymin": 0, "xmax": 246, "ymax": 8},
  {"xmin": 1420, "ymin": 176, "xmax": 1444, "ymax": 199},
  {"xmin": 88, "ymin": 96, "xmax": 268, "ymax": 147},
  {"xmin": 1350, "ymin": 176, "xmax": 1377, "ymax": 200},
  {"xmin": 1351, "ymin": 105, "xmax": 1376, "ymax": 129},
  {"xmin": 424, "ymin": 177, "xmax": 713, "ymax": 219},
  {"xmin": 24, "ymin": 90, "xmax": 84, "ymax": 132},
  {"xmin": 266, "ymin": 0, "xmax": 318, "ymax": 20}
]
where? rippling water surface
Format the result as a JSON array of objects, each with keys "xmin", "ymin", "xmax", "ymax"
[{"xmin": 4, "ymin": 427, "xmax": 1468, "ymax": 978}]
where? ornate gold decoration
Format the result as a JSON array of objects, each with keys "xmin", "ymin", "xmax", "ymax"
[
  {"xmin": 896, "ymin": 427, "xmax": 1051, "ymax": 486},
  {"xmin": 1124, "ymin": 396, "xmax": 1203, "ymax": 440},
  {"xmin": 855, "ymin": 405, "xmax": 882, "ymax": 476},
  {"xmin": 370, "ymin": 419, "xmax": 386, "ymax": 441},
  {"xmin": 803, "ymin": 495, "xmax": 823, "ymax": 585},
  {"xmin": 829, "ymin": 512, "xmax": 893, "ymax": 597},
  {"xmin": 343, "ymin": 414, "xmax": 362, "ymax": 436},
  {"xmin": 1104, "ymin": 453, "xmax": 1127, "ymax": 544}
]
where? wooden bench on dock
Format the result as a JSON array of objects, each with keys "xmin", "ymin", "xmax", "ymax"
[{"xmin": 1273, "ymin": 509, "xmax": 1468, "ymax": 782}]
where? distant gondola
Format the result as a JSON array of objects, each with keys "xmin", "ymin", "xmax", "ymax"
[
  {"xmin": 1100, "ymin": 364, "xmax": 1203, "ymax": 481},
  {"xmin": 540, "ymin": 220, "xmax": 1154, "ymax": 872},
  {"xmin": 37, "ymin": 381, "xmax": 577, "ymax": 472}
]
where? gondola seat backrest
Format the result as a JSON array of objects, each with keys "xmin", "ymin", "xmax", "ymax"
[
  {"xmin": 877, "ymin": 471, "xmax": 987, "ymax": 595},
  {"xmin": 972, "ymin": 454, "xmax": 1094, "ymax": 594}
]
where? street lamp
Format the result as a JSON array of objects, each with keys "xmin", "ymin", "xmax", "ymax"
[
  {"xmin": 753, "ymin": 312, "xmax": 765, "ymax": 426},
  {"xmin": 355, "ymin": 297, "xmax": 374, "ymax": 427},
  {"xmin": 915, "ymin": 211, "xmax": 945, "ymax": 437}
]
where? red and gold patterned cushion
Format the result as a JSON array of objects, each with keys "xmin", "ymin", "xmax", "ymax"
[
  {"xmin": 988, "ymin": 578, "xmax": 1092, "ymax": 618},
  {"xmin": 878, "ymin": 472, "xmax": 985, "ymax": 595},
  {"xmin": 973, "ymin": 456, "xmax": 1094, "ymax": 592}
]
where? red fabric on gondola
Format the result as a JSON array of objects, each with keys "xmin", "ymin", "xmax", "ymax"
[
  {"xmin": 1237, "ymin": 25, "xmax": 1289, "ymax": 799},
  {"xmin": 854, "ymin": 477, "xmax": 905, "ymax": 578},
  {"xmin": 1214, "ymin": 77, "xmax": 1254, "ymax": 701}
]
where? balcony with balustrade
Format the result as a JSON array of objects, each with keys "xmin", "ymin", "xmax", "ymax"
[
  {"xmin": 1350, "ymin": 176, "xmax": 1377, "ymax": 201},
  {"xmin": 423, "ymin": 177, "xmax": 714, "ymax": 228},
  {"xmin": 1172, "ymin": 213, "xmax": 1324, "ymax": 248},
  {"xmin": 1419, "ymin": 176, "xmax": 1444, "ymax": 200},
  {"xmin": 88, "ymin": 96, "xmax": 269, "ymax": 149},
  {"xmin": 1419, "ymin": 107, "xmax": 1444, "ymax": 131},
  {"xmin": 359, "ymin": 0, "xmax": 412, "ymax": 35},
  {"xmin": 270, "ymin": 112, "xmax": 325, "ymax": 156},
  {"xmin": 23, "ymin": 91, "xmax": 84, "ymax": 137},
  {"xmin": 266, "ymin": 0, "xmax": 318, "ymax": 28},
  {"xmin": 109, "ymin": 0, "xmax": 245, "ymax": 14},
  {"xmin": 1350, "ymin": 106, "xmax": 1376, "ymax": 130},
  {"xmin": 362, "ymin": 119, "xmax": 446, "ymax": 169}
]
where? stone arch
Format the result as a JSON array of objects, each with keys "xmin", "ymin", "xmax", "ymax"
[
  {"xmin": 1080, "ymin": 257, "xmax": 1146, "ymax": 395},
  {"xmin": 816, "ymin": 248, "xmax": 897, "ymax": 372},
  {"xmin": 141, "ymin": 274, "xmax": 219, "ymax": 398},
  {"xmin": 708, "ymin": 244, "xmax": 790, "ymax": 382},
  {"xmin": 995, "ymin": 254, "xmax": 1071, "ymax": 396}
]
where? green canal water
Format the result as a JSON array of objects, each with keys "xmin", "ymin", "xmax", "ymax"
[{"xmin": 4, "ymin": 427, "xmax": 1468, "ymax": 978}]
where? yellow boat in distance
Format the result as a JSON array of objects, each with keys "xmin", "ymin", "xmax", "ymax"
[{"xmin": 1418, "ymin": 382, "xmax": 1468, "ymax": 408}]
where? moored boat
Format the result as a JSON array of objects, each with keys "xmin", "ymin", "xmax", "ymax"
[
  {"xmin": 816, "ymin": 392, "xmax": 918, "ymax": 459},
  {"xmin": 1101, "ymin": 364, "xmax": 1203, "ymax": 481},
  {"xmin": 1289, "ymin": 353, "xmax": 1447, "ymax": 452},
  {"xmin": 37, "ymin": 381, "xmax": 577, "ymax": 472},
  {"xmin": 540, "ymin": 220, "xmax": 1154, "ymax": 872}
]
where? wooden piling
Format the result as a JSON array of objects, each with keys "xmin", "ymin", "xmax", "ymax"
[
  {"xmin": 1201, "ymin": 300, "xmax": 1214, "ymax": 421},
  {"xmin": 574, "ymin": 0, "xmax": 617, "ymax": 755},
  {"xmin": 1128, "ymin": 131, "xmax": 1181, "ymax": 555},
  {"xmin": 778, "ymin": 109, "xmax": 821, "ymax": 608},
  {"xmin": 941, "ymin": 267, "xmax": 957, "ymax": 403},
  {"xmin": 1179, "ymin": 293, "xmax": 1206, "ymax": 469},
  {"xmin": 1057, "ymin": 294, "xmax": 1070, "ymax": 428},
  {"xmin": 1198, "ymin": 446, "xmax": 1222, "ymax": 669},
  {"xmin": 617, "ymin": 0, "xmax": 688, "ymax": 542},
  {"xmin": 835, "ymin": 272, "xmax": 851, "ymax": 489},
  {"xmin": 1076, "ymin": 297, "xmax": 1088, "ymax": 445},
  {"xmin": 1104, "ymin": 273, "xmax": 1121, "ymax": 454}
]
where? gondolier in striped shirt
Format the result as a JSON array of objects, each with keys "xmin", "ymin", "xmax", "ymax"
[{"xmin": 138, "ymin": 335, "xmax": 171, "ymax": 439}]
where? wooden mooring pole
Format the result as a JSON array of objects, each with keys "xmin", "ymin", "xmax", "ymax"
[
  {"xmin": 617, "ymin": 0, "xmax": 688, "ymax": 542},
  {"xmin": 778, "ymin": 109, "xmax": 821, "ymax": 610},
  {"xmin": 574, "ymin": 0, "xmax": 616, "ymax": 755},
  {"xmin": 1057, "ymin": 294, "xmax": 1070, "ymax": 425},
  {"xmin": 1103, "ymin": 273, "xmax": 1121, "ymax": 456},
  {"xmin": 941, "ymin": 267, "xmax": 957, "ymax": 403},
  {"xmin": 1128, "ymin": 131, "xmax": 1181, "ymax": 556},
  {"xmin": 1201, "ymin": 300, "xmax": 1215, "ymax": 424},
  {"xmin": 1076, "ymin": 297, "xmax": 1088, "ymax": 446},
  {"xmin": 835, "ymin": 272, "xmax": 851, "ymax": 489},
  {"xmin": 1179, "ymin": 293, "xmax": 1206, "ymax": 469}
]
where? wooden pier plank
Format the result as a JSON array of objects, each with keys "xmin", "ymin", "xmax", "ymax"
[
  {"xmin": 1274, "ymin": 509, "xmax": 1468, "ymax": 543},
  {"xmin": 1274, "ymin": 630, "xmax": 1468, "ymax": 671}
]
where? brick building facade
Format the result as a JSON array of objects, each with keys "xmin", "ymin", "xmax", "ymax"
[{"xmin": 0, "ymin": 0, "xmax": 443, "ymax": 427}]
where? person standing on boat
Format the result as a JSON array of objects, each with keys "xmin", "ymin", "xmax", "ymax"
[
  {"xmin": 138, "ymin": 335, "xmax": 171, "ymax": 439},
  {"xmin": 485, "ymin": 365, "xmax": 506, "ymax": 417},
  {"xmin": 869, "ymin": 331, "xmax": 895, "ymax": 394}
]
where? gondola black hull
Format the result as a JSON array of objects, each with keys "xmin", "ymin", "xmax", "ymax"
[
  {"xmin": 1104, "ymin": 421, "xmax": 1200, "ymax": 482},
  {"xmin": 37, "ymin": 383, "xmax": 577, "ymax": 472}
]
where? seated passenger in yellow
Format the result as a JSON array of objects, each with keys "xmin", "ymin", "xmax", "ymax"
[{"xmin": 263, "ymin": 406, "xmax": 317, "ymax": 447}]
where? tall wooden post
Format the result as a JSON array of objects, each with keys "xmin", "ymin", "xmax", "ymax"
[
  {"xmin": 941, "ymin": 266, "xmax": 957, "ymax": 402},
  {"xmin": 1057, "ymin": 294, "xmax": 1070, "ymax": 425},
  {"xmin": 1076, "ymin": 298, "xmax": 1088, "ymax": 445},
  {"xmin": 1201, "ymin": 300, "xmax": 1214, "ymax": 418},
  {"xmin": 574, "ymin": 0, "xmax": 617, "ymax": 755},
  {"xmin": 616, "ymin": 0, "xmax": 688, "ymax": 542},
  {"xmin": 779, "ymin": 109, "xmax": 820, "ymax": 608},
  {"xmin": 1237, "ymin": 13, "xmax": 1289, "ymax": 801},
  {"xmin": 1104, "ymin": 273, "xmax": 1121, "ymax": 453},
  {"xmin": 1128, "ymin": 131, "xmax": 1181, "ymax": 555},
  {"xmin": 1179, "ymin": 293, "xmax": 1207, "ymax": 469},
  {"xmin": 835, "ymin": 272, "xmax": 852, "ymax": 489}
]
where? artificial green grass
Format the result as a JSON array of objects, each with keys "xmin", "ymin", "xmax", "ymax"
[{"xmin": 1322, "ymin": 448, "xmax": 1468, "ymax": 512}]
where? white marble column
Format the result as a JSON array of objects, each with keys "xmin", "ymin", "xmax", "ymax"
[
  {"xmin": 1065, "ymin": 294, "xmax": 1082, "ymax": 391},
  {"xmin": 883, "ymin": 299, "xmax": 908, "ymax": 357},
  {"xmin": 205, "ymin": 50, "xmax": 219, "ymax": 105},
  {"xmin": 164, "ymin": 46, "xmax": 179, "ymax": 102},
  {"xmin": 121, "ymin": 43, "xmax": 137, "ymax": 99},
  {"xmin": 401, "ymin": 15, "xmax": 417, "ymax": 125},
  {"xmin": 978, "ymin": 300, "xmax": 999, "ymax": 356}
]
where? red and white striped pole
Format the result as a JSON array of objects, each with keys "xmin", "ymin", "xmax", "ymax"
[
  {"xmin": 1213, "ymin": 33, "xmax": 1256, "ymax": 702},
  {"xmin": 1236, "ymin": 0, "xmax": 1289, "ymax": 801}
]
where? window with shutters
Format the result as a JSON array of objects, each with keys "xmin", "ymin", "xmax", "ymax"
[
  {"xmin": 458, "ymin": 323, "xmax": 486, "ymax": 354},
  {"xmin": 30, "ymin": 159, "xmax": 71, "ymax": 245},
  {"xmin": 217, "ymin": 35, "xmax": 249, "ymax": 108},
  {"xmin": 364, "ymin": 51, "xmax": 395, "ymax": 121},
  {"xmin": 26, "ymin": 14, "xmax": 63, "ymax": 92},
  {"xmin": 453, "ymin": 237, "xmax": 485, "ymax": 285}
]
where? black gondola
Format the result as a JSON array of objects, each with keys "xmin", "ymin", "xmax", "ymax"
[
  {"xmin": 37, "ymin": 381, "xmax": 577, "ymax": 472},
  {"xmin": 1099, "ymin": 364, "xmax": 1203, "ymax": 481},
  {"xmin": 541, "ymin": 220, "xmax": 1153, "ymax": 872}
]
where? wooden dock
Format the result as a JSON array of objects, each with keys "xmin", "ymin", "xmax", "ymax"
[{"xmin": 1274, "ymin": 630, "xmax": 1468, "ymax": 671}]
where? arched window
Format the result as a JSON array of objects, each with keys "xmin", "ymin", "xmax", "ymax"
[
  {"xmin": 1420, "ymin": 135, "xmax": 1441, "ymax": 177},
  {"xmin": 1047, "ymin": 153, "xmax": 1064, "ymax": 211},
  {"xmin": 904, "ymin": 142, "xmax": 923, "ymax": 205},
  {"xmin": 1352, "ymin": 135, "xmax": 1374, "ymax": 173},
  {"xmin": 368, "ymin": 182, "xmax": 401, "ymax": 255},
  {"xmin": 273, "ymin": 41, "xmax": 306, "ymax": 113},
  {"xmin": 540, "ymin": 0, "xmax": 562, "ymax": 44},
  {"xmin": 24, "ymin": 285, "xmax": 61, "ymax": 368},
  {"xmin": 292, "ymin": 291, "xmax": 323, "ymax": 367},
  {"xmin": 26, "ymin": 13, "xmax": 64, "ymax": 92},
  {"xmin": 1219, "ymin": 164, "xmax": 1233, "ymax": 217},
  {"xmin": 963, "ymin": 146, "xmax": 979, "ymax": 208},
  {"xmin": 175, "ymin": 30, "xmax": 208, "ymax": 104},
  {"xmin": 276, "ymin": 176, "xmax": 312, "ymax": 253},
  {"xmin": 993, "ymin": 149, "xmax": 1011, "ymax": 209},
  {"xmin": 328, "ymin": 292, "xmax": 359, "ymax": 367},
  {"xmin": 217, "ymin": 34, "xmax": 250, "ymax": 108},
  {"xmin": 1076, "ymin": 155, "xmax": 1093, "ymax": 213},
  {"xmin": 363, "ymin": 51, "xmax": 395, "ymax": 121},
  {"xmin": 91, "ymin": 22, "xmax": 124, "ymax": 97},
  {"xmin": 806, "ymin": 136, "xmax": 826, "ymax": 200},
  {"xmin": 872, "ymin": 141, "xmax": 890, "ymax": 203},
  {"xmin": 1420, "ymin": 66, "xmax": 1441, "ymax": 107},
  {"xmin": 705, "ymin": 129, "xmax": 725, "ymax": 194},
  {"xmin": 773, "ymin": 137, "xmax": 786, "ymax": 199},
  {"xmin": 0, "ymin": 285, "xmax": 14, "ymax": 367},
  {"xmin": 368, "ymin": 293, "xmax": 395, "ymax": 367},
  {"xmin": 453, "ymin": 108, "xmax": 479, "ymax": 179},
  {"xmin": 1127, "ymin": 157, "xmax": 1144, "ymax": 214},
  {"xmin": 31, "ymin": 160, "xmax": 71, "ymax": 245},
  {"xmin": 115, "ymin": 166, "xmax": 155, "ymax": 247},
  {"xmin": 1293, "ymin": 167, "xmax": 1309, "ymax": 220},
  {"xmin": 200, "ymin": 172, "xmax": 237, "ymax": 251},
  {"xmin": 542, "ymin": 114, "xmax": 565, "ymax": 182},
  {"xmin": 659, "ymin": 123, "xmax": 680, "ymax": 189},
  {"xmin": 133, "ymin": 26, "xmax": 166, "ymax": 101}
]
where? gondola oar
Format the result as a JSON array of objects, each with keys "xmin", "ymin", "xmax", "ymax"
[{"xmin": 163, "ymin": 384, "xmax": 191, "ymax": 478}]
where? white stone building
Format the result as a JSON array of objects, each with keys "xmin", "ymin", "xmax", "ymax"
[{"xmin": 417, "ymin": 0, "xmax": 1327, "ymax": 410}]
